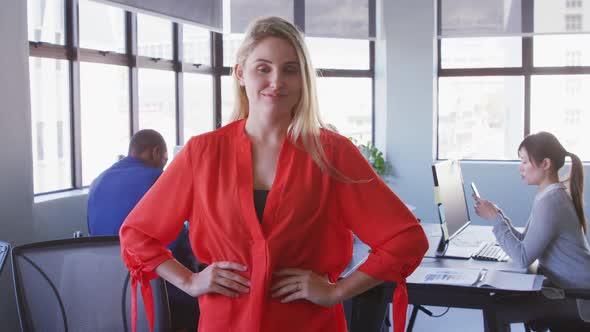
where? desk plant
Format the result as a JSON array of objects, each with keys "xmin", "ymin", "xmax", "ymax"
[{"xmin": 356, "ymin": 141, "xmax": 392, "ymax": 177}]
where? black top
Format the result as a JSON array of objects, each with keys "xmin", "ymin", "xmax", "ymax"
[{"xmin": 253, "ymin": 189, "xmax": 270, "ymax": 223}]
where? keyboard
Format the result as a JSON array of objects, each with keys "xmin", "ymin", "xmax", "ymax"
[{"xmin": 472, "ymin": 242, "xmax": 509, "ymax": 262}]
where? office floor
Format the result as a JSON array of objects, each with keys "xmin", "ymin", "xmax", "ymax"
[{"xmin": 390, "ymin": 305, "xmax": 526, "ymax": 332}]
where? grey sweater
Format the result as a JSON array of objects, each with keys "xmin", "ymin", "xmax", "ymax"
[{"xmin": 493, "ymin": 183, "xmax": 590, "ymax": 320}]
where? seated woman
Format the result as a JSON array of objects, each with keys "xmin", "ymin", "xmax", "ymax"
[{"xmin": 474, "ymin": 131, "xmax": 590, "ymax": 332}]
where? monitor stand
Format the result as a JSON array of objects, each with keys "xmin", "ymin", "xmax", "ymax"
[
  {"xmin": 435, "ymin": 221, "xmax": 450, "ymax": 256},
  {"xmin": 435, "ymin": 221, "xmax": 473, "ymax": 259}
]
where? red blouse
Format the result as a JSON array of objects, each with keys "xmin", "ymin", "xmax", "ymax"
[{"xmin": 120, "ymin": 119, "xmax": 428, "ymax": 332}]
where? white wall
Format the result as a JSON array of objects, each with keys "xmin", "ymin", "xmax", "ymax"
[
  {"xmin": 33, "ymin": 194, "xmax": 89, "ymax": 240},
  {"xmin": 0, "ymin": 2, "xmax": 89, "ymax": 330},
  {"xmin": 0, "ymin": 0, "xmax": 35, "ymax": 329}
]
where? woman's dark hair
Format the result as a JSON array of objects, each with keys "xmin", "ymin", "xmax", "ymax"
[{"xmin": 519, "ymin": 131, "xmax": 586, "ymax": 233}]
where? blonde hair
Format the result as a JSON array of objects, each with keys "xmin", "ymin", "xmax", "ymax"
[{"xmin": 230, "ymin": 16, "xmax": 351, "ymax": 180}]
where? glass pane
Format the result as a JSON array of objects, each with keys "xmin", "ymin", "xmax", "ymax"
[
  {"xmin": 138, "ymin": 13, "xmax": 173, "ymax": 60},
  {"xmin": 441, "ymin": 37, "xmax": 522, "ymax": 68},
  {"xmin": 223, "ymin": 33, "xmax": 245, "ymax": 67},
  {"xmin": 184, "ymin": 74, "xmax": 214, "ymax": 141},
  {"xmin": 27, "ymin": 0, "xmax": 65, "ymax": 45},
  {"xmin": 305, "ymin": 0, "xmax": 370, "ymax": 39},
  {"xmin": 438, "ymin": 76, "xmax": 524, "ymax": 160},
  {"xmin": 221, "ymin": 76, "xmax": 236, "ymax": 126},
  {"xmin": 316, "ymin": 77, "xmax": 372, "ymax": 144},
  {"xmin": 29, "ymin": 57, "xmax": 72, "ymax": 193},
  {"xmin": 79, "ymin": 0, "xmax": 125, "ymax": 53},
  {"xmin": 183, "ymin": 24, "xmax": 211, "ymax": 65},
  {"xmin": 138, "ymin": 69, "xmax": 176, "ymax": 159},
  {"xmin": 80, "ymin": 63, "xmax": 130, "ymax": 186},
  {"xmin": 534, "ymin": 34, "xmax": 590, "ymax": 67},
  {"xmin": 230, "ymin": 0, "xmax": 294, "ymax": 34},
  {"xmin": 531, "ymin": 75, "xmax": 590, "ymax": 161},
  {"xmin": 305, "ymin": 38, "xmax": 370, "ymax": 70},
  {"xmin": 535, "ymin": 1, "xmax": 590, "ymax": 33},
  {"xmin": 440, "ymin": 0, "xmax": 522, "ymax": 37}
]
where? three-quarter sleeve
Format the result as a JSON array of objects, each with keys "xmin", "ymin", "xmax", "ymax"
[
  {"xmin": 328, "ymin": 137, "xmax": 428, "ymax": 332},
  {"xmin": 119, "ymin": 139, "xmax": 196, "ymax": 332}
]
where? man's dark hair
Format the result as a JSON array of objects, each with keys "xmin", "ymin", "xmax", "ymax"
[{"xmin": 128, "ymin": 129, "xmax": 166, "ymax": 155}]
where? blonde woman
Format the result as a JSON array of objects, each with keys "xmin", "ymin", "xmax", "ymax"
[{"xmin": 120, "ymin": 16, "xmax": 427, "ymax": 332}]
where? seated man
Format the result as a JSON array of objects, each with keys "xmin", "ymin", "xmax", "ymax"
[
  {"xmin": 87, "ymin": 129, "xmax": 198, "ymax": 331},
  {"xmin": 87, "ymin": 129, "xmax": 168, "ymax": 236}
]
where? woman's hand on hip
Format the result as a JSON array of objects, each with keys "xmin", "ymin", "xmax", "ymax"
[
  {"xmin": 182, "ymin": 261, "xmax": 250, "ymax": 298},
  {"xmin": 270, "ymin": 268, "xmax": 340, "ymax": 306}
]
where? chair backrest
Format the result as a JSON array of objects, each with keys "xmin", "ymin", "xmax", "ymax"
[
  {"xmin": 0, "ymin": 241, "xmax": 9, "ymax": 275},
  {"xmin": 11, "ymin": 236, "xmax": 170, "ymax": 332}
]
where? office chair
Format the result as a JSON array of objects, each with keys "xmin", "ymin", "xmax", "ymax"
[
  {"xmin": 524, "ymin": 288, "xmax": 590, "ymax": 332},
  {"xmin": 0, "ymin": 241, "xmax": 9, "ymax": 275},
  {"xmin": 343, "ymin": 282, "xmax": 394, "ymax": 332},
  {"xmin": 11, "ymin": 236, "xmax": 171, "ymax": 332}
]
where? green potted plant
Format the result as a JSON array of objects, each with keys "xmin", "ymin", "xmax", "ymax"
[
  {"xmin": 349, "ymin": 138, "xmax": 392, "ymax": 177},
  {"xmin": 357, "ymin": 142, "xmax": 392, "ymax": 177}
]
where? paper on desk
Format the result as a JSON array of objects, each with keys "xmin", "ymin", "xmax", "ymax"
[
  {"xmin": 407, "ymin": 267, "xmax": 483, "ymax": 286},
  {"xmin": 478, "ymin": 269, "xmax": 544, "ymax": 291},
  {"xmin": 408, "ymin": 267, "xmax": 544, "ymax": 291}
]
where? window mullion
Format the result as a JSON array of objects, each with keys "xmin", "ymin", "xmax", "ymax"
[
  {"xmin": 370, "ymin": 40, "xmax": 375, "ymax": 144},
  {"xmin": 174, "ymin": 23, "xmax": 184, "ymax": 145},
  {"xmin": 66, "ymin": 0, "xmax": 82, "ymax": 188},
  {"xmin": 212, "ymin": 31, "xmax": 223, "ymax": 128},
  {"xmin": 523, "ymin": 37, "xmax": 532, "ymax": 137},
  {"xmin": 294, "ymin": 0, "xmax": 305, "ymax": 32},
  {"xmin": 127, "ymin": 11, "xmax": 139, "ymax": 136},
  {"xmin": 523, "ymin": 0, "xmax": 534, "ymax": 137}
]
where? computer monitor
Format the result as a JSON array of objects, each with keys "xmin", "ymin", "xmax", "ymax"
[{"xmin": 432, "ymin": 159, "xmax": 471, "ymax": 242}]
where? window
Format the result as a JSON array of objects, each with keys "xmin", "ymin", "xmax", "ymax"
[
  {"xmin": 57, "ymin": 121, "xmax": 64, "ymax": 158},
  {"xmin": 566, "ymin": 0, "xmax": 583, "ymax": 9},
  {"xmin": 438, "ymin": 77, "xmax": 524, "ymax": 160},
  {"xmin": 183, "ymin": 74, "xmax": 214, "ymax": 140},
  {"xmin": 80, "ymin": 62, "xmax": 129, "ymax": 186},
  {"xmin": 438, "ymin": 1, "xmax": 590, "ymax": 161},
  {"xmin": 531, "ymin": 75, "xmax": 590, "ymax": 161},
  {"xmin": 27, "ymin": 0, "xmax": 65, "ymax": 45},
  {"xmin": 138, "ymin": 13, "xmax": 173, "ymax": 60},
  {"xmin": 79, "ymin": 0, "xmax": 125, "ymax": 53},
  {"xmin": 27, "ymin": 0, "xmax": 374, "ymax": 194},
  {"xmin": 36, "ymin": 122, "xmax": 45, "ymax": 161},
  {"xmin": 223, "ymin": 34, "xmax": 244, "ymax": 67},
  {"xmin": 138, "ymin": 69, "xmax": 176, "ymax": 155},
  {"xmin": 305, "ymin": 38, "xmax": 370, "ymax": 70},
  {"xmin": 534, "ymin": 35, "xmax": 590, "ymax": 67},
  {"xmin": 565, "ymin": 14, "xmax": 583, "ymax": 31},
  {"xmin": 316, "ymin": 77, "xmax": 372, "ymax": 143},
  {"xmin": 566, "ymin": 50, "xmax": 582, "ymax": 66},
  {"xmin": 29, "ymin": 57, "xmax": 72, "ymax": 193},
  {"xmin": 183, "ymin": 24, "xmax": 211, "ymax": 66},
  {"xmin": 220, "ymin": 76, "xmax": 235, "ymax": 126},
  {"xmin": 441, "ymin": 37, "xmax": 521, "ymax": 69}
]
